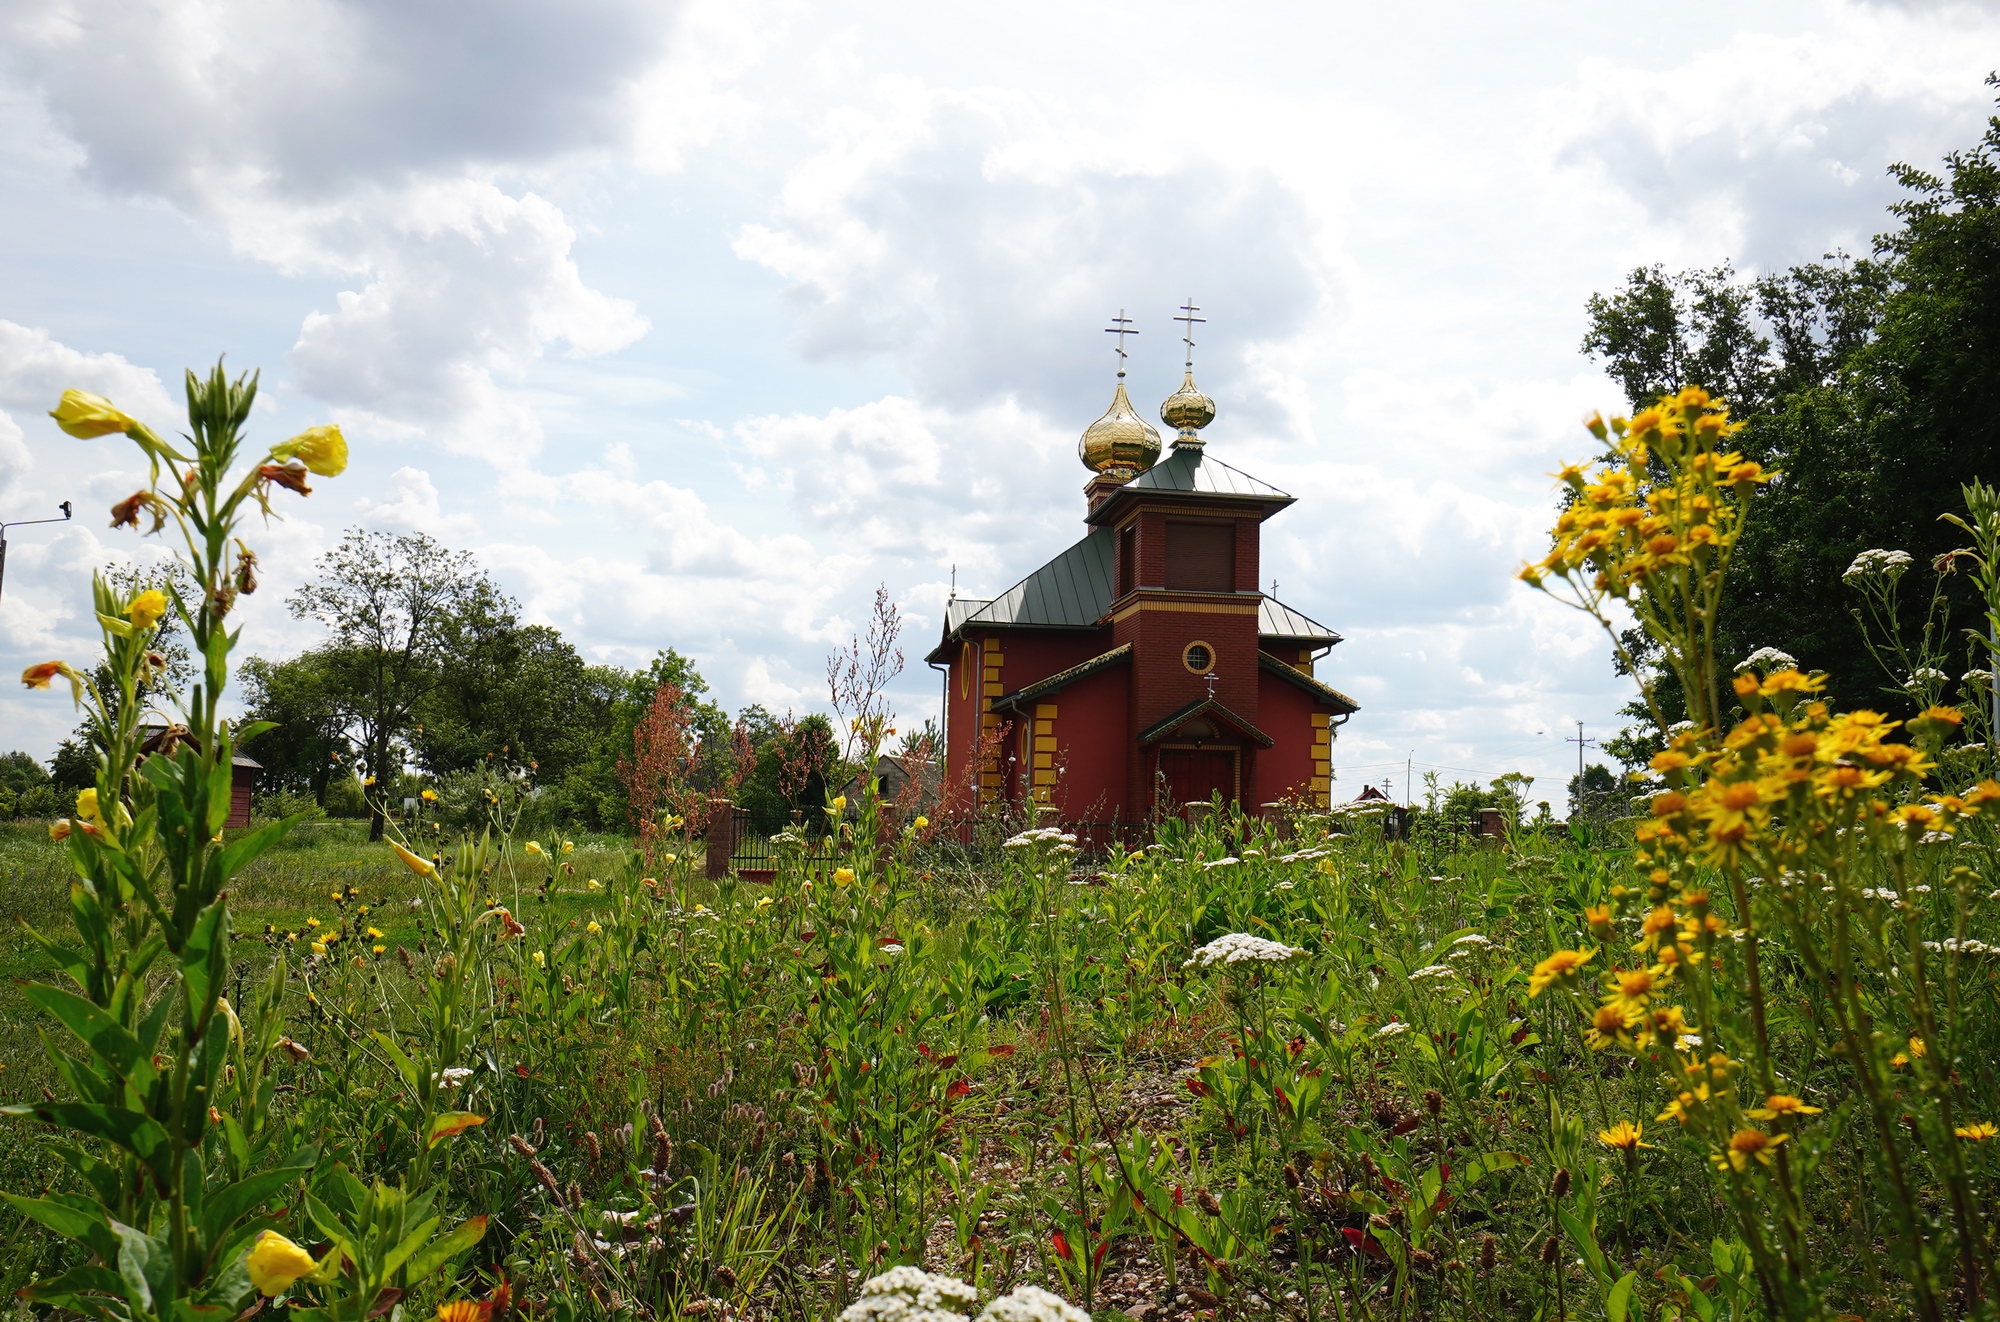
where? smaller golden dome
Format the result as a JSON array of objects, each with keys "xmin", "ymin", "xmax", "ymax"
[
  {"xmin": 1160, "ymin": 370, "xmax": 1216, "ymax": 440},
  {"xmin": 1079, "ymin": 381, "xmax": 1163, "ymax": 475}
]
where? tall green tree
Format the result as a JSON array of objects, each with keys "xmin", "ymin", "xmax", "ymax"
[
  {"xmin": 286, "ymin": 528, "xmax": 512, "ymax": 839},
  {"xmin": 236, "ymin": 651, "xmax": 350, "ymax": 802},
  {"xmin": 1582, "ymin": 84, "xmax": 2000, "ymax": 751}
]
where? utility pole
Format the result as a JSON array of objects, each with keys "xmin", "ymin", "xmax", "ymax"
[
  {"xmin": 1565, "ymin": 721, "xmax": 1600, "ymax": 816},
  {"xmin": 0, "ymin": 502, "xmax": 74, "ymax": 607},
  {"xmin": 1405, "ymin": 753, "xmax": 1413, "ymax": 806}
]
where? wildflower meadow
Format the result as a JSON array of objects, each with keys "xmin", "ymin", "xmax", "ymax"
[{"xmin": 2, "ymin": 366, "xmax": 1998, "ymax": 1322}]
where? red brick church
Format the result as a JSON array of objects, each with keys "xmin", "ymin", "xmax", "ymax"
[{"xmin": 928, "ymin": 311, "xmax": 1357, "ymax": 822}]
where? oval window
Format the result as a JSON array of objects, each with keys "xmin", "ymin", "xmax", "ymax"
[{"xmin": 1183, "ymin": 641, "xmax": 1215, "ymax": 675}]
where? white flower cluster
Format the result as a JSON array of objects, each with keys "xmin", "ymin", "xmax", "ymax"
[
  {"xmin": 1003, "ymin": 828, "xmax": 1078, "ymax": 850},
  {"xmin": 980, "ymin": 1286, "xmax": 1091, "ymax": 1322},
  {"xmin": 1202, "ymin": 857, "xmax": 1241, "ymax": 870},
  {"xmin": 1843, "ymin": 548, "xmax": 1914, "ymax": 585},
  {"xmin": 1906, "ymin": 667, "xmax": 1950, "ymax": 688},
  {"xmin": 1923, "ymin": 937, "xmax": 1997, "ymax": 955},
  {"xmin": 1735, "ymin": 647, "xmax": 1799, "ymax": 674},
  {"xmin": 434, "ymin": 1066, "xmax": 473, "ymax": 1090},
  {"xmin": 771, "ymin": 831, "xmax": 805, "ymax": 846},
  {"xmin": 1373, "ymin": 1022, "xmax": 1411, "ymax": 1039},
  {"xmin": 1963, "ymin": 669, "xmax": 1996, "ymax": 685},
  {"xmin": 1274, "ymin": 847, "xmax": 1334, "ymax": 863},
  {"xmin": 1668, "ymin": 720, "xmax": 1697, "ymax": 735},
  {"xmin": 836, "ymin": 1273, "xmax": 1089, "ymax": 1322},
  {"xmin": 838, "ymin": 1268, "xmax": 982, "ymax": 1322},
  {"xmin": 1184, "ymin": 933, "xmax": 1302, "ymax": 968},
  {"xmin": 1451, "ymin": 933, "xmax": 1493, "ymax": 948},
  {"xmin": 1408, "ymin": 964, "xmax": 1454, "ymax": 981}
]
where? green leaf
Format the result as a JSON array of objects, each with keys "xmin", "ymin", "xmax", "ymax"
[
  {"xmin": 111, "ymin": 1218, "xmax": 171, "ymax": 1312},
  {"xmin": 8, "ymin": 1102, "xmax": 176, "ymax": 1192},
  {"xmin": 19, "ymin": 1263, "xmax": 127, "ymax": 1315},
  {"xmin": 1557, "ymin": 1204, "xmax": 1611, "ymax": 1290},
  {"xmin": 20, "ymin": 982, "xmax": 158, "ymax": 1091},
  {"xmin": 371, "ymin": 1032, "xmax": 421, "ymax": 1093},
  {"xmin": 3, "ymin": 1192, "xmax": 121, "ymax": 1263},
  {"xmin": 209, "ymin": 817, "xmax": 294, "ymax": 890},
  {"xmin": 382, "ymin": 1215, "xmax": 441, "ymax": 1277},
  {"xmin": 198, "ymin": 1167, "xmax": 299, "ymax": 1250},
  {"xmin": 1607, "ymin": 1270, "xmax": 1637, "ymax": 1322},
  {"xmin": 19, "ymin": 926, "xmax": 90, "ymax": 989},
  {"xmin": 181, "ymin": 897, "xmax": 230, "ymax": 1024},
  {"xmin": 1457, "ymin": 1151, "xmax": 1529, "ymax": 1186}
]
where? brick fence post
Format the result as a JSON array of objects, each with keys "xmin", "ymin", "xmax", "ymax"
[{"xmin": 704, "ymin": 799, "xmax": 736, "ymax": 880}]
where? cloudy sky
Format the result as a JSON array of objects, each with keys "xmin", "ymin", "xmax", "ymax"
[{"xmin": 2, "ymin": 0, "xmax": 1996, "ymax": 806}]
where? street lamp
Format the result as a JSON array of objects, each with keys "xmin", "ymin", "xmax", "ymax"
[{"xmin": 0, "ymin": 501, "xmax": 74, "ymax": 607}]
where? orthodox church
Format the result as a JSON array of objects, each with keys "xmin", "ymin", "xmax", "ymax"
[{"xmin": 927, "ymin": 310, "xmax": 1358, "ymax": 822}]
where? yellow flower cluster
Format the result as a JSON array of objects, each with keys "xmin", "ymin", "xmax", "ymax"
[{"xmin": 1520, "ymin": 387, "xmax": 1766, "ymax": 599}]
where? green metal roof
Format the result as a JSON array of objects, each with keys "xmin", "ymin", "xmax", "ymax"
[
  {"xmin": 1258, "ymin": 651, "xmax": 1361, "ymax": 714},
  {"xmin": 1259, "ymin": 597, "xmax": 1342, "ymax": 645},
  {"xmin": 1137, "ymin": 696, "xmax": 1275, "ymax": 748},
  {"xmin": 955, "ymin": 527, "xmax": 1116, "ymax": 631},
  {"xmin": 1087, "ymin": 445, "xmax": 1294, "ymax": 524}
]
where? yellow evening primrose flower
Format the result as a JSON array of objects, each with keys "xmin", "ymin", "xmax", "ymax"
[
  {"xmin": 525, "ymin": 841, "xmax": 545, "ymax": 856},
  {"xmin": 127, "ymin": 589, "xmax": 168, "ymax": 630},
  {"xmin": 831, "ymin": 795, "xmax": 847, "ymax": 813},
  {"xmin": 913, "ymin": 815, "xmax": 929, "ymax": 830},
  {"xmin": 586, "ymin": 921, "xmax": 602, "ymax": 934},
  {"xmin": 531, "ymin": 951, "xmax": 545, "ymax": 968},
  {"xmin": 49, "ymin": 389, "xmax": 139, "ymax": 438},
  {"xmin": 662, "ymin": 853, "xmax": 677, "ymax": 865},
  {"xmin": 75, "ymin": 788, "xmax": 102, "ymax": 824},
  {"xmin": 271, "ymin": 423, "xmax": 348, "ymax": 476},
  {"xmin": 1956, "ymin": 1121, "xmax": 1997, "ymax": 1141},
  {"xmin": 833, "ymin": 867, "xmax": 857, "ymax": 887},
  {"xmin": 1714, "ymin": 1127, "xmax": 1787, "ymax": 1172},
  {"xmin": 1527, "ymin": 947, "xmax": 1595, "ymax": 997},
  {"xmin": 1749, "ymin": 1094, "xmax": 1823, "ymax": 1121},
  {"xmin": 48, "ymin": 820, "xmax": 71, "ymax": 842},
  {"xmin": 587, "ymin": 879, "xmax": 602, "ymax": 891},
  {"xmin": 390, "ymin": 839, "xmax": 437, "ymax": 878},
  {"xmin": 1598, "ymin": 1121, "xmax": 1649, "ymax": 1151},
  {"xmin": 310, "ymin": 943, "xmax": 327, "ymax": 956},
  {"xmin": 754, "ymin": 895, "xmax": 774, "ymax": 910},
  {"xmin": 245, "ymin": 1229, "xmax": 319, "ymax": 1296},
  {"xmin": 21, "ymin": 659, "xmax": 83, "ymax": 703},
  {"xmin": 560, "ymin": 840, "xmax": 574, "ymax": 854}
]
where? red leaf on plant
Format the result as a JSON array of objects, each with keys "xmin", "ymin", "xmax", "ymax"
[
  {"xmin": 1510, "ymin": 1026, "xmax": 1531, "ymax": 1045},
  {"xmin": 946, "ymin": 1079, "xmax": 971, "ymax": 1100},
  {"xmin": 986, "ymin": 1044, "xmax": 1015, "ymax": 1058},
  {"xmin": 513, "ymin": 1064, "xmax": 530, "ymax": 1078},
  {"xmin": 934, "ymin": 1054, "xmax": 958, "ymax": 1070},
  {"xmin": 1173, "ymin": 1184, "xmax": 1185, "ymax": 1208},
  {"xmin": 1051, "ymin": 1230, "xmax": 1074, "ymax": 1262},
  {"xmin": 1389, "ymin": 1117, "xmax": 1422, "ymax": 1136},
  {"xmin": 1092, "ymin": 1240, "xmax": 1109, "ymax": 1270},
  {"xmin": 1186, "ymin": 1079, "xmax": 1210, "ymax": 1098},
  {"xmin": 916, "ymin": 1043, "xmax": 932, "ymax": 1060}
]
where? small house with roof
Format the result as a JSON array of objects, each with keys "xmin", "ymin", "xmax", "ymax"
[{"xmin": 927, "ymin": 311, "xmax": 1357, "ymax": 822}]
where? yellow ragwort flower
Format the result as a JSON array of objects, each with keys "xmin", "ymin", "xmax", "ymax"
[
  {"xmin": 1955, "ymin": 1121, "xmax": 1997, "ymax": 1141},
  {"xmin": 49, "ymin": 389, "xmax": 139, "ymax": 438},
  {"xmin": 1598, "ymin": 1121, "xmax": 1649, "ymax": 1151},
  {"xmin": 1528, "ymin": 947, "xmax": 1595, "ymax": 997},
  {"xmin": 1714, "ymin": 1127, "xmax": 1787, "ymax": 1172},
  {"xmin": 1749, "ymin": 1094, "xmax": 1823, "ymax": 1121}
]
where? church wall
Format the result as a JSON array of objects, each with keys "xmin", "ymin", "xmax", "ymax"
[
  {"xmin": 1043, "ymin": 664, "xmax": 1131, "ymax": 822},
  {"xmin": 1256, "ymin": 668, "xmax": 1337, "ymax": 810}
]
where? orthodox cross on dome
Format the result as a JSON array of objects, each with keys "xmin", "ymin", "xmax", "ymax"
[
  {"xmin": 1103, "ymin": 311, "xmax": 1137, "ymax": 378},
  {"xmin": 1175, "ymin": 299, "xmax": 1206, "ymax": 370}
]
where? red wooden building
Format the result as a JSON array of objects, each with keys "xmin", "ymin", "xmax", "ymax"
[{"xmin": 927, "ymin": 336, "xmax": 1357, "ymax": 822}]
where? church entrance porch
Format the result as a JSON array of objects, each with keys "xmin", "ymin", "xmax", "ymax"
[{"xmin": 1157, "ymin": 746, "xmax": 1240, "ymax": 817}]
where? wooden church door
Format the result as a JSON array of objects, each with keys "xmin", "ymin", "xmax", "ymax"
[{"xmin": 1159, "ymin": 748, "xmax": 1238, "ymax": 815}]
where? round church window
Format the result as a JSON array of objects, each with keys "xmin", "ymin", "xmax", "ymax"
[{"xmin": 1183, "ymin": 641, "xmax": 1215, "ymax": 675}]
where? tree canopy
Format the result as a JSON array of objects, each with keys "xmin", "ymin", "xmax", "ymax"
[{"xmin": 1582, "ymin": 85, "xmax": 2000, "ymax": 759}]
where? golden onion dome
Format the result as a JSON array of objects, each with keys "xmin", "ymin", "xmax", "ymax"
[
  {"xmin": 1160, "ymin": 370, "xmax": 1216, "ymax": 440},
  {"xmin": 1078, "ymin": 381, "xmax": 1162, "ymax": 475}
]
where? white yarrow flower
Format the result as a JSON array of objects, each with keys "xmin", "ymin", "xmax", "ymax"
[
  {"xmin": 1185, "ymin": 933, "xmax": 1303, "ymax": 968},
  {"xmin": 979, "ymin": 1286, "xmax": 1091, "ymax": 1322},
  {"xmin": 434, "ymin": 1066, "xmax": 474, "ymax": 1089},
  {"xmin": 1409, "ymin": 964, "xmax": 1454, "ymax": 981},
  {"xmin": 1202, "ymin": 856, "xmax": 1241, "ymax": 870},
  {"xmin": 1451, "ymin": 933, "xmax": 1493, "ymax": 947},
  {"xmin": 1843, "ymin": 548, "xmax": 1913, "ymax": 584},
  {"xmin": 1735, "ymin": 647, "xmax": 1798, "ymax": 673},
  {"xmin": 1906, "ymin": 667, "xmax": 1950, "ymax": 688},
  {"xmin": 839, "ymin": 1267, "xmax": 981, "ymax": 1322},
  {"xmin": 1373, "ymin": 1021, "xmax": 1412, "ymax": 1039}
]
